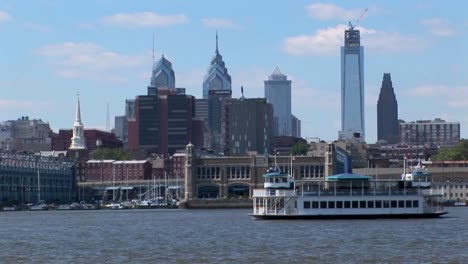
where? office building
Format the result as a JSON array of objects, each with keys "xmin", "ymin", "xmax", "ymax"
[
  {"xmin": 148, "ymin": 55, "xmax": 175, "ymax": 95},
  {"xmin": 202, "ymin": 32, "xmax": 232, "ymax": 99},
  {"xmin": 339, "ymin": 24, "xmax": 365, "ymax": 142},
  {"xmin": 291, "ymin": 114, "xmax": 301, "ymax": 138},
  {"xmin": 223, "ymin": 98, "xmax": 273, "ymax": 155},
  {"xmin": 377, "ymin": 73, "xmax": 399, "ymax": 144},
  {"xmin": 399, "ymin": 118, "xmax": 460, "ymax": 147},
  {"xmin": 264, "ymin": 66, "xmax": 292, "ymax": 136}
]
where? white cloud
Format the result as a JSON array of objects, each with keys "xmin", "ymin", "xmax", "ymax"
[
  {"xmin": 101, "ymin": 12, "xmax": 188, "ymax": 27},
  {"xmin": 405, "ymin": 85, "xmax": 468, "ymax": 108},
  {"xmin": 201, "ymin": 18, "xmax": 240, "ymax": 30},
  {"xmin": 306, "ymin": 3, "xmax": 364, "ymax": 21},
  {"xmin": 283, "ymin": 24, "xmax": 423, "ymax": 56},
  {"xmin": 38, "ymin": 42, "xmax": 149, "ymax": 83},
  {"xmin": 23, "ymin": 22, "xmax": 52, "ymax": 32},
  {"xmin": 0, "ymin": 10, "xmax": 11, "ymax": 22},
  {"xmin": 0, "ymin": 99, "xmax": 33, "ymax": 109},
  {"xmin": 420, "ymin": 18, "xmax": 455, "ymax": 37}
]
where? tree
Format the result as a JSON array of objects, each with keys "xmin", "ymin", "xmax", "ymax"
[
  {"xmin": 431, "ymin": 139, "xmax": 468, "ymax": 161},
  {"xmin": 90, "ymin": 148, "xmax": 133, "ymax": 160},
  {"xmin": 290, "ymin": 143, "xmax": 308, "ymax": 156}
]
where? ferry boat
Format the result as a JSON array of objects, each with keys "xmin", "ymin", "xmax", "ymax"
[{"xmin": 251, "ymin": 165, "xmax": 447, "ymax": 220}]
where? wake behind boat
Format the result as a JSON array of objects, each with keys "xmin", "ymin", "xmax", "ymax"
[{"xmin": 251, "ymin": 164, "xmax": 447, "ymax": 220}]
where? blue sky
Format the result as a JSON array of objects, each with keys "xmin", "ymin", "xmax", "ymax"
[{"xmin": 1, "ymin": 0, "xmax": 467, "ymax": 143}]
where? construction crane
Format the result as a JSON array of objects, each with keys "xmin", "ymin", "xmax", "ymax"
[{"xmin": 349, "ymin": 8, "xmax": 368, "ymax": 29}]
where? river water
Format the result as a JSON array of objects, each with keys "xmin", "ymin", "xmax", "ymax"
[{"xmin": 0, "ymin": 207, "xmax": 467, "ymax": 263}]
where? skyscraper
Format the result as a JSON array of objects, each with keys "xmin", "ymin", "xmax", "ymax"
[
  {"xmin": 148, "ymin": 55, "xmax": 175, "ymax": 95},
  {"xmin": 377, "ymin": 73, "xmax": 399, "ymax": 143},
  {"xmin": 339, "ymin": 25, "xmax": 365, "ymax": 142},
  {"xmin": 264, "ymin": 66, "xmax": 292, "ymax": 136},
  {"xmin": 202, "ymin": 32, "xmax": 232, "ymax": 99}
]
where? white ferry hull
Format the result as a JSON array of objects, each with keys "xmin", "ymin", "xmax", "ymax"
[{"xmin": 250, "ymin": 212, "xmax": 448, "ymax": 220}]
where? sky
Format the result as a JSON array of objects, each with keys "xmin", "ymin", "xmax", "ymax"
[{"xmin": 1, "ymin": 0, "xmax": 467, "ymax": 143}]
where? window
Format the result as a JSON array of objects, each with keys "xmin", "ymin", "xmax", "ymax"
[
  {"xmin": 383, "ymin": 201, "xmax": 390, "ymax": 208},
  {"xmin": 352, "ymin": 201, "xmax": 358, "ymax": 208},
  {"xmin": 337, "ymin": 201, "xmax": 343, "ymax": 208},
  {"xmin": 413, "ymin": 200, "xmax": 419, "ymax": 207},
  {"xmin": 360, "ymin": 201, "xmax": 366, "ymax": 208},
  {"xmin": 303, "ymin": 201, "xmax": 311, "ymax": 209},
  {"xmin": 376, "ymin": 201, "xmax": 382, "ymax": 208},
  {"xmin": 320, "ymin": 201, "xmax": 327, "ymax": 209},
  {"xmin": 398, "ymin": 200, "xmax": 405, "ymax": 208},
  {"xmin": 312, "ymin": 201, "xmax": 319, "ymax": 208},
  {"xmin": 391, "ymin": 201, "xmax": 397, "ymax": 208},
  {"xmin": 367, "ymin": 200, "xmax": 374, "ymax": 208},
  {"xmin": 406, "ymin": 200, "xmax": 412, "ymax": 208},
  {"xmin": 328, "ymin": 201, "xmax": 335, "ymax": 209},
  {"xmin": 344, "ymin": 201, "xmax": 351, "ymax": 208}
]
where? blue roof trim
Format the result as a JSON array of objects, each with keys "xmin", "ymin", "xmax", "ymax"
[
  {"xmin": 327, "ymin": 173, "xmax": 371, "ymax": 181},
  {"xmin": 263, "ymin": 172, "xmax": 289, "ymax": 178}
]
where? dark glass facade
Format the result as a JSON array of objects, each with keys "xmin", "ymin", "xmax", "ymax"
[{"xmin": 377, "ymin": 73, "xmax": 399, "ymax": 143}]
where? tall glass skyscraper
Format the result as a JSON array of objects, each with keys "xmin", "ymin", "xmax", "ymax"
[
  {"xmin": 264, "ymin": 66, "xmax": 292, "ymax": 136},
  {"xmin": 339, "ymin": 25, "xmax": 365, "ymax": 142},
  {"xmin": 202, "ymin": 32, "xmax": 232, "ymax": 99},
  {"xmin": 148, "ymin": 55, "xmax": 175, "ymax": 95}
]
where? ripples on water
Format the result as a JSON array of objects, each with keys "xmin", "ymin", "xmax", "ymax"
[{"xmin": 0, "ymin": 208, "xmax": 467, "ymax": 263}]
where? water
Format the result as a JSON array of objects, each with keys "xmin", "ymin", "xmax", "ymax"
[{"xmin": 0, "ymin": 207, "xmax": 467, "ymax": 263}]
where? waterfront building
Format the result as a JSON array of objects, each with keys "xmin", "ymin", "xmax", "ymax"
[
  {"xmin": 264, "ymin": 66, "xmax": 292, "ymax": 137},
  {"xmin": 377, "ymin": 73, "xmax": 399, "ymax": 144},
  {"xmin": 202, "ymin": 32, "xmax": 232, "ymax": 99},
  {"xmin": 339, "ymin": 24, "xmax": 365, "ymax": 142},
  {"xmin": 223, "ymin": 98, "xmax": 273, "ymax": 155},
  {"xmin": 291, "ymin": 114, "xmax": 301, "ymax": 138},
  {"xmin": 183, "ymin": 142, "xmax": 347, "ymax": 199},
  {"xmin": 84, "ymin": 160, "xmax": 152, "ymax": 182},
  {"xmin": 399, "ymin": 118, "xmax": 460, "ymax": 147},
  {"xmin": 148, "ymin": 55, "xmax": 175, "ymax": 95},
  {"xmin": 0, "ymin": 152, "xmax": 75, "ymax": 204}
]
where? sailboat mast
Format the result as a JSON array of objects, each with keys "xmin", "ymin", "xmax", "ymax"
[{"xmin": 37, "ymin": 169, "xmax": 41, "ymax": 202}]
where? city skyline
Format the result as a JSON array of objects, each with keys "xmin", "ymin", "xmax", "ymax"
[{"xmin": 1, "ymin": 1, "xmax": 467, "ymax": 143}]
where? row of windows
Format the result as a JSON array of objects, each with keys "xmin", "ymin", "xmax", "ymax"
[
  {"xmin": 303, "ymin": 200, "xmax": 419, "ymax": 209},
  {"xmin": 197, "ymin": 167, "xmax": 221, "ymax": 180}
]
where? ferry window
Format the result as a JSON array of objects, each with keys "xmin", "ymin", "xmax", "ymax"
[
  {"xmin": 360, "ymin": 201, "xmax": 366, "ymax": 208},
  {"xmin": 391, "ymin": 201, "xmax": 397, "ymax": 208},
  {"xmin": 328, "ymin": 201, "xmax": 335, "ymax": 208},
  {"xmin": 367, "ymin": 201, "xmax": 374, "ymax": 208},
  {"xmin": 406, "ymin": 200, "xmax": 412, "ymax": 207},
  {"xmin": 352, "ymin": 201, "xmax": 358, "ymax": 208},
  {"xmin": 304, "ymin": 201, "xmax": 311, "ymax": 209},
  {"xmin": 398, "ymin": 201, "xmax": 405, "ymax": 208},
  {"xmin": 312, "ymin": 201, "xmax": 319, "ymax": 208},
  {"xmin": 294, "ymin": 201, "xmax": 297, "ymax": 208},
  {"xmin": 337, "ymin": 201, "xmax": 343, "ymax": 208},
  {"xmin": 376, "ymin": 201, "xmax": 382, "ymax": 208},
  {"xmin": 320, "ymin": 201, "xmax": 327, "ymax": 209},
  {"xmin": 413, "ymin": 200, "xmax": 419, "ymax": 207},
  {"xmin": 344, "ymin": 201, "xmax": 351, "ymax": 208},
  {"xmin": 383, "ymin": 201, "xmax": 390, "ymax": 208}
]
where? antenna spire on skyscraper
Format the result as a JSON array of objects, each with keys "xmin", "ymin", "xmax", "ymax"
[{"xmin": 216, "ymin": 30, "xmax": 219, "ymax": 54}]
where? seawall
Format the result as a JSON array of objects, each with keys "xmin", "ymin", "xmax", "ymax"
[{"xmin": 179, "ymin": 199, "xmax": 252, "ymax": 209}]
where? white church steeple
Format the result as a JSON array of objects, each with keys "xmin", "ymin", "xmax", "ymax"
[{"xmin": 70, "ymin": 93, "xmax": 86, "ymax": 150}]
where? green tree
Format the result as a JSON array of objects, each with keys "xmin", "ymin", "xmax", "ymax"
[
  {"xmin": 90, "ymin": 148, "xmax": 133, "ymax": 160},
  {"xmin": 431, "ymin": 139, "xmax": 468, "ymax": 161},
  {"xmin": 290, "ymin": 143, "xmax": 308, "ymax": 156}
]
